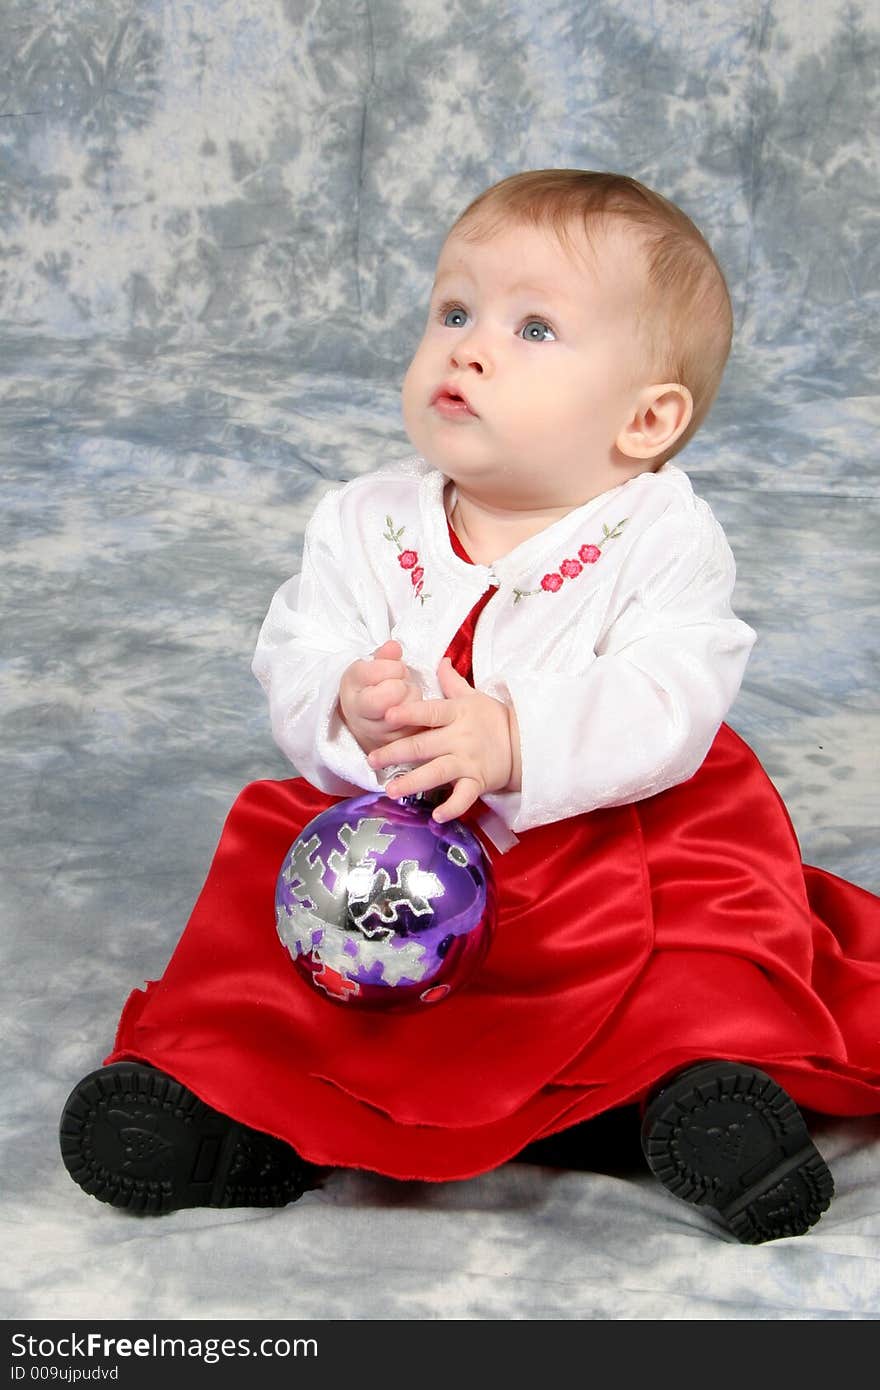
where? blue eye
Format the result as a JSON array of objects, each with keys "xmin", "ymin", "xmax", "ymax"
[
  {"xmin": 441, "ymin": 305, "xmax": 469, "ymax": 328},
  {"xmin": 520, "ymin": 319, "xmax": 555, "ymax": 342}
]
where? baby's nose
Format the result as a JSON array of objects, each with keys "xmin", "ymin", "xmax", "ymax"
[{"xmin": 450, "ymin": 345, "xmax": 487, "ymax": 375}]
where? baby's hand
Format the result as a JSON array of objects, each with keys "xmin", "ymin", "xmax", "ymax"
[
  {"xmin": 339, "ymin": 639, "xmax": 424, "ymax": 755},
  {"xmin": 367, "ymin": 657, "xmax": 522, "ymax": 821}
]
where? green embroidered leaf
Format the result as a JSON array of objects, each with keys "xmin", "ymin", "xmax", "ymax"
[{"xmin": 383, "ymin": 515, "xmax": 406, "ymax": 547}]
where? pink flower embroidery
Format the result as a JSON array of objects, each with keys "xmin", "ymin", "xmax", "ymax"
[
  {"xmin": 383, "ymin": 516, "xmax": 430, "ymax": 604},
  {"xmin": 513, "ymin": 518, "xmax": 628, "ymax": 603}
]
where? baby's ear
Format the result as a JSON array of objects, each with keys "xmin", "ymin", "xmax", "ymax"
[{"xmin": 616, "ymin": 383, "xmax": 693, "ymax": 460}]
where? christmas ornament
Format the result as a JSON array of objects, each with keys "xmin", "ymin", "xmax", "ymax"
[{"xmin": 275, "ymin": 789, "xmax": 495, "ymax": 1008}]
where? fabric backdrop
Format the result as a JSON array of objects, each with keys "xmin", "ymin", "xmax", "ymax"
[{"xmin": 2, "ymin": 0, "xmax": 878, "ymax": 1321}]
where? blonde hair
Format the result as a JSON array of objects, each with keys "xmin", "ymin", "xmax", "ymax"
[{"xmin": 451, "ymin": 170, "xmax": 733, "ymax": 461}]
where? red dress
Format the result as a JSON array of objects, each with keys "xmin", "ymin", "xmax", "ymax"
[{"xmin": 107, "ymin": 526, "xmax": 880, "ymax": 1180}]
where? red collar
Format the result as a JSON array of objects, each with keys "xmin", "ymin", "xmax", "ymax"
[{"xmin": 446, "ymin": 513, "xmax": 473, "ymax": 565}]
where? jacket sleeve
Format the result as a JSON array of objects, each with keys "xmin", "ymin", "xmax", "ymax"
[
  {"xmin": 480, "ymin": 501, "xmax": 757, "ymax": 833},
  {"xmin": 250, "ymin": 487, "xmax": 386, "ymax": 796}
]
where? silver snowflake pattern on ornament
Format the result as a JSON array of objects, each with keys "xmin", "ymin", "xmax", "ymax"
[
  {"xmin": 279, "ymin": 815, "xmax": 445, "ymax": 940},
  {"xmin": 349, "ymin": 859, "xmax": 444, "ymax": 933},
  {"xmin": 281, "ymin": 817, "xmax": 394, "ymax": 927},
  {"xmin": 275, "ymin": 903, "xmax": 431, "ymax": 985},
  {"xmin": 276, "ymin": 900, "xmax": 330, "ymax": 957}
]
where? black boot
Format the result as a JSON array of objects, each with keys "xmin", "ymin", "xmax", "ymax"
[
  {"xmin": 640, "ymin": 1060, "xmax": 834, "ymax": 1244},
  {"xmin": 59, "ymin": 1061, "xmax": 325, "ymax": 1215}
]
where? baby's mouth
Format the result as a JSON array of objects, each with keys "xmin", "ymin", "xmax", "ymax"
[{"xmin": 431, "ymin": 384, "xmax": 477, "ymax": 417}]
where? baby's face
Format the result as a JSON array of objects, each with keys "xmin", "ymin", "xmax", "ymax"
[{"xmin": 402, "ymin": 218, "xmax": 652, "ymax": 511}]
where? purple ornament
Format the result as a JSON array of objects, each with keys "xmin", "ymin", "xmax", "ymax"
[{"xmin": 275, "ymin": 790, "xmax": 495, "ymax": 1008}]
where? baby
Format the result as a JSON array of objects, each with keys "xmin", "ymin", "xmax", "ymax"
[
  {"xmin": 60, "ymin": 170, "xmax": 880, "ymax": 1243},
  {"xmin": 338, "ymin": 171, "xmax": 737, "ymax": 824}
]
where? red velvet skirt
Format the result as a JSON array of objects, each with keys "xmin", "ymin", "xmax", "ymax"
[{"xmin": 108, "ymin": 723, "xmax": 880, "ymax": 1181}]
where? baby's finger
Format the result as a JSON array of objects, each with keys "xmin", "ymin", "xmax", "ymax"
[
  {"xmin": 384, "ymin": 754, "xmax": 459, "ymax": 800},
  {"xmin": 368, "ymin": 725, "xmax": 451, "ymax": 771},
  {"xmin": 385, "ymin": 697, "xmax": 453, "ymax": 729},
  {"xmin": 431, "ymin": 777, "xmax": 481, "ymax": 823},
  {"xmin": 402, "ymin": 679, "xmax": 424, "ymax": 705},
  {"xmin": 359, "ymin": 657, "xmax": 406, "ymax": 688},
  {"xmin": 370, "ymin": 677, "xmax": 423, "ymax": 714},
  {"xmin": 373, "ymin": 639, "xmax": 402, "ymax": 660},
  {"xmin": 355, "ymin": 689, "xmax": 382, "ymax": 721},
  {"xmin": 357, "ymin": 677, "xmax": 409, "ymax": 720}
]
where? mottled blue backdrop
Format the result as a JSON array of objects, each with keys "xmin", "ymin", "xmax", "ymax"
[{"xmin": 2, "ymin": 0, "xmax": 878, "ymax": 1321}]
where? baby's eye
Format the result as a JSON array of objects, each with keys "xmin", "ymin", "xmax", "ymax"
[
  {"xmin": 520, "ymin": 319, "xmax": 556, "ymax": 342},
  {"xmin": 440, "ymin": 305, "xmax": 469, "ymax": 328}
]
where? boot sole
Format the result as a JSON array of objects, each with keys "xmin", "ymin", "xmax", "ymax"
[
  {"xmin": 59, "ymin": 1062, "xmax": 321, "ymax": 1215},
  {"xmin": 641, "ymin": 1061, "xmax": 834, "ymax": 1243}
]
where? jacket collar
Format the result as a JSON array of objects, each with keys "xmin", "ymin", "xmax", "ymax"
[{"xmin": 415, "ymin": 457, "xmax": 671, "ymax": 587}]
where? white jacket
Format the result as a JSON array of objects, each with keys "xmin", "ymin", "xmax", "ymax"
[{"xmin": 252, "ymin": 455, "xmax": 756, "ymax": 834}]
